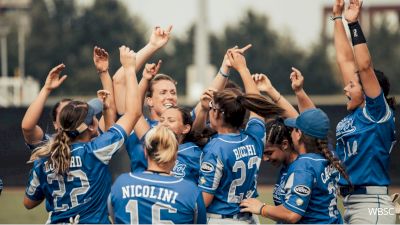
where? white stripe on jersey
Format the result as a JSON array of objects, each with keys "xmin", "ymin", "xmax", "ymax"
[
  {"xmin": 129, "ymin": 173, "xmax": 184, "ymax": 184},
  {"xmin": 285, "ymin": 201, "xmax": 306, "ymax": 213},
  {"xmin": 178, "ymin": 145, "xmax": 197, "ymax": 153},
  {"xmin": 297, "ymin": 157, "xmax": 326, "ymax": 162},
  {"xmin": 93, "ymin": 126, "xmax": 125, "ymax": 164},
  {"xmin": 217, "ymin": 135, "xmax": 248, "ymax": 143},
  {"xmin": 27, "ymin": 170, "xmax": 40, "ymax": 195},
  {"xmin": 362, "ymin": 98, "xmax": 392, "ymax": 123},
  {"xmin": 71, "ymin": 146, "xmax": 84, "ymax": 153},
  {"xmin": 212, "ymin": 158, "xmax": 224, "ymax": 190}
]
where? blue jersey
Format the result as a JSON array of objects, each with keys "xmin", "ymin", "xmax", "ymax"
[
  {"xmin": 126, "ymin": 117, "xmax": 158, "ymax": 172},
  {"xmin": 172, "ymin": 142, "xmax": 203, "ymax": 184},
  {"xmin": 279, "ymin": 153, "xmax": 342, "ymax": 224},
  {"xmin": 109, "ymin": 171, "xmax": 206, "ymax": 224},
  {"xmin": 273, "ymin": 165, "xmax": 288, "ymax": 206},
  {"xmin": 198, "ymin": 118, "xmax": 265, "ymax": 215},
  {"xmin": 25, "ymin": 124, "xmax": 127, "ymax": 224},
  {"xmin": 336, "ymin": 92, "xmax": 396, "ymax": 186}
]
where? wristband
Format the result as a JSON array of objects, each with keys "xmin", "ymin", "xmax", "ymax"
[
  {"xmin": 348, "ymin": 21, "xmax": 366, "ymax": 46},
  {"xmin": 219, "ymin": 68, "xmax": 230, "ymax": 78},
  {"xmin": 330, "ymin": 16, "xmax": 342, "ymax": 21},
  {"xmin": 259, "ymin": 203, "xmax": 266, "ymax": 216}
]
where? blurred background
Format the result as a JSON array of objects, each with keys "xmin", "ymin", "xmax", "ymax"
[{"xmin": 0, "ymin": 0, "xmax": 399, "ymax": 222}]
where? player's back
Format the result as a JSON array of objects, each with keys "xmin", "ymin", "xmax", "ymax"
[
  {"xmin": 110, "ymin": 171, "xmax": 206, "ymax": 224},
  {"xmin": 26, "ymin": 124, "xmax": 127, "ymax": 223},
  {"xmin": 199, "ymin": 118, "xmax": 264, "ymax": 215},
  {"xmin": 283, "ymin": 153, "xmax": 342, "ymax": 224}
]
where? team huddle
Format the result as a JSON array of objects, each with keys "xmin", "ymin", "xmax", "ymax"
[{"xmin": 21, "ymin": 0, "xmax": 398, "ymax": 224}]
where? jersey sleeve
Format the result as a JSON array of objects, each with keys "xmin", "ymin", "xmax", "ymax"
[
  {"xmin": 25, "ymin": 168, "xmax": 45, "ymax": 201},
  {"xmin": 194, "ymin": 191, "xmax": 207, "ymax": 224},
  {"xmin": 363, "ymin": 91, "xmax": 392, "ymax": 123},
  {"xmin": 245, "ymin": 118, "xmax": 266, "ymax": 140},
  {"xmin": 88, "ymin": 124, "xmax": 128, "ymax": 165},
  {"xmin": 25, "ymin": 133, "xmax": 51, "ymax": 152},
  {"xmin": 197, "ymin": 146, "xmax": 223, "ymax": 194},
  {"xmin": 282, "ymin": 170, "xmax": 314, "ymax": 216}
]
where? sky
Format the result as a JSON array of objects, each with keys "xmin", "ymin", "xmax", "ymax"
[{"xmin": 117, "ymin": 0, "xmax": 399, "ymax": 49}]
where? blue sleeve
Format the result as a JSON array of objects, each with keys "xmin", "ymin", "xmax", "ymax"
[
  {"xmin": 25, "ymin": 168, "xmax": 45, "ymax": 201},
  {"xmin": 245, "ymin": 118, "xmax": 266, "ymax": 140},
  {"xmin": 283, "ymin": 170, "xmax": 314, "ymax": 216},
  {"xmin": 198, "ymin": 146, "xmax": 223, "ymax": 194},
  {"xmin": 88, "ymin": 124, "xmax": 128, "ymax": 164},
  {"xmin": 25, "ymin": 133, "xmax": 51, "ymax": 152},
  {"xmin": 195, "ymin": 191, "xmax": 207, "ymax": 224},
  {"xmin": 190, "ymin": 108, "xmax": 196, "ymax": 121},
  {"xmin": 364, "ymin": 91, "xmax": 392, "ymax": 122}
]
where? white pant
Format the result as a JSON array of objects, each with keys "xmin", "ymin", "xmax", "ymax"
[
  {"xmin": 343, "ymin": 194, "xmax": 396, "ymax": 224},
  {"xmin": 207, "ymin": 213, "xmax": 260, "ymax": 224}
]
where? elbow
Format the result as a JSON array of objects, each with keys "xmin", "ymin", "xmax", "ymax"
[
  {"xmin": 23, "ymin": 198, "xmax": 35, "ymax": 210},
  {"xmin": 357, "ymin": 59, "xmax": 373, "ymax": 72}
]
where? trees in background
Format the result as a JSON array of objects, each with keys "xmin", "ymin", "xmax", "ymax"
[{"xmin": 6, "ymin": 1, "xmax": 399, "ymax": 95}]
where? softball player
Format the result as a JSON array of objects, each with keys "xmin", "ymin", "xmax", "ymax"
[
  {"xmin": 333, "ymin": 0, "xmax": 396, "ymax": 223},
  {"xmin": 108, "ymin": 126, "xmax": 206, "ymax": 224},
  {"xmin": 24, "ymin": 46, "xmax": 141, "ymax": 223},
  {"xmin": 241, "ymin": 108, "xmax": 349, "ymax": 224},
  {"xmin": 197, "ymin": 51, "xmax": 283, "ymax": 224}
]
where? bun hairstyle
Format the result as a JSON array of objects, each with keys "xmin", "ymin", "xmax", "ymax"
[{"xmin": 144, "ymin": 126, "xmax": 179, "ymax": 166}]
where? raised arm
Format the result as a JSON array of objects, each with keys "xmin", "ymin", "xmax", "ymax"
[
  {"xmin": 193, "ymin": 44, "xmax": 252, "ymax": 117},
  {"xmin": 115, "ymin": 46, "xmax": 141, "ymax": 134},
  {"xmin": 344, "ymin": 0, "xmax": 381, "ymax": 98},
  {"xmin": 290, "ymin": 67, "xmax": 315, "ymax": 112},
  {"xmin": 21, "ymin": 64, "xmax": 67, "ymax": 144},
  {"xmin": 93, "ymin": 46, "xmax": 117, "ymax": 131},
  {"xmin": 252, "ymin": 73, "xmax": 298, "ymax": 118},
  {"xmin": 113, "ymin": 26, "xmax": 172, "ymax": 114},
  {"xmin": 192, "ymin": 89, "xmax": 214, "ymax": 133},
  {"xmin": 333, "ymin": 0, "xmax": 357, "ymax": 86}
]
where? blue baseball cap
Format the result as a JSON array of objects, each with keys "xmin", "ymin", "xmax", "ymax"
[
  {"xmin": 284, "ymin": 108, "xmax": 330, "ymax": 139},
  {"xmin": 84, "ymin": 98, "xmax": 103, "ymax": 125}
]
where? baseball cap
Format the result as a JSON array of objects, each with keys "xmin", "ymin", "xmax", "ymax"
[{"xmin": 284, "ymin": 108, "xmax": 330, "ymax": 139}]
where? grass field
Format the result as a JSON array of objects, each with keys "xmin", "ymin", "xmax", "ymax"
[{"xmin": 0, "ymin": 186, "xmax": 399, "ymax": 223}]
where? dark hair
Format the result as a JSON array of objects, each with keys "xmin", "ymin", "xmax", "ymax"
[
  {"xmin": 374, "ymin": 69, "xmax": 395, "ymax": 110},
  {"xmin": 146, "ymin": 74, "xmax": 177, "ymax": 97},
  {"xmin": 33, "ymin": 101, "xmax": 91, "ymax": 174},
  {"xmin": 300, "ymin": 133, "xmax": 352, "ymax": 186},
  {"xmin": 213, "ymin": 89, "xmax": 283, "ymax": 129},
  {"xmin": 265, "ymin": 118, "xmax": 294, "ymax": 150},
  {"xmin": 51, "ymin": 98, "xmax": 72, "ymax": 122}
]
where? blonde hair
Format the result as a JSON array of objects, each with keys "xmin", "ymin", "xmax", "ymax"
[
  {"xmin": 28, "ymin": 101, "xmax": 89, "ymax": 175},
  {"xmin": 144, "ymin": 126, "xmax": 178, "ymax": 166}
]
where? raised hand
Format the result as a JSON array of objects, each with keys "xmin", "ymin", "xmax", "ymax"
[
  {"xmin": 344, "ymin": 0, "xmax": 362, "ymax": 23},
  {"xmin": 97, "ymin": 90, "xmax": 111, "ymax": 110},
  {"xmin": 93, "ymin": 46, "xmax": 109, "ymax": 73},
  {"xmin": 252, "ymin": 73, "xmax": 273, "ymax": 93},
  {"xmin": 199, "ymin": 88, "xmax": 215, "ymax": 111},
  {"xmin": 149, "ymin": 25, "xmax": 173, "ymax": 49},
  {"xmin": 119, "ymin": 45, "xmax": 136, "ymax": 70},
  {"xmin": 227, "ymin": 50, "xmax": 247, "ymax": 72},
  {"xmin": 290, "ymin": 67, "xmax": 304, "ymax": 93},
  {"xmin": 44, "ymin": 63, "xmax": 67, "ymax": 91},
  {"xmin": 222, "ymin": 44, "xmax": 252, "ymax": 68},
  {"xmin": 142, "ymin": 60, "xmax": 162, "ymax": 81},
  {"xmin": 333, "ymin": 0, "xmax": 345, "ymax": 17}
]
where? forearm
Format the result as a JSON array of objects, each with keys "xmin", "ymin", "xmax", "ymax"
[
  {"xmin": 136, "ymin": 44, "xmax": 159, "ymax": 71},
  {"xmin": 99, "ymin": 71, "xmax": 116, "ymax": 122},
  {"xmin": 113, "ymin": 68, "xmax": 127, "ymax": 115},
  {"xmin": 124, "ymin": 68, "xmax": 140, "ymax": 117},
  {"xmin": 138, "ymin": 78, "xmax": 150, "ymax": 106},
  {"xmin": 295, "ymin": 89, "xmax": 315, "ymax": 113},
  {"xmin": 334, "ymin": 20, "xmax": 357, "ymax": 86},
  {"xmin": 262, "ymin": 205, "xmax": 301, "ymax": 223},
  {"xmin": 21, "ymin": 87, "xmax": 50, "ymax": 131},
  {"xmin": 264, "ymin": 87, "xmax": 298, "ymax": 118},
  {"xmin": 192, "ymin": 109, "xmax": 208, "ymax": 133},
  {"xmin": 238, "ymin": 68, "xmax": 259, "ymax": 95}
]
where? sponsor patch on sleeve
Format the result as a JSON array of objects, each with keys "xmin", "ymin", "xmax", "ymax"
[
  {"xmin": 293, "ymin": 185, "xmax": 311, "ymax": 196},
  {"xmin": 200, "ymin": 162, "xmax": 214, "ymax": 173}
]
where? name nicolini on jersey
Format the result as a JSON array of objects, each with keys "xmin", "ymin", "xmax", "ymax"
[
  {"xmin": 121, "ymin": 185, "xmax": 179, "ymax": 204},
  {"xmin": 233, "ymin": 145, "xmax": 257, "ymax": 160},
  {"xmin": 44, "ymin": 156, "xmax": 82, "ymax": 172}
]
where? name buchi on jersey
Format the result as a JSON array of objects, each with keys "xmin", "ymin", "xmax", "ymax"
[{"xmin": 232, "ymin": 144, "xmax": 257, "ymax": 160}]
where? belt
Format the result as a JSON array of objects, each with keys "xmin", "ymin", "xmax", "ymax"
[
  {"xmin": 339, "ymin": 186, "xmax": 388, "ymax": 197},
  {"xmin": 207, "ymin": 212, "xmax": 253, "ymax": 220}
]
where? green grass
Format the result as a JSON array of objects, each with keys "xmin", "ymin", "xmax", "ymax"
[{"xmin": 1, "ymin": 186, "xmax": 398, "ymax": 223}]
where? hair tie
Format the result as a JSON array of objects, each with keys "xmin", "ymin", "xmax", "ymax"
[{"xmin": 236, "ymin": 95, "xmax": 244, "ymax": 104}]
